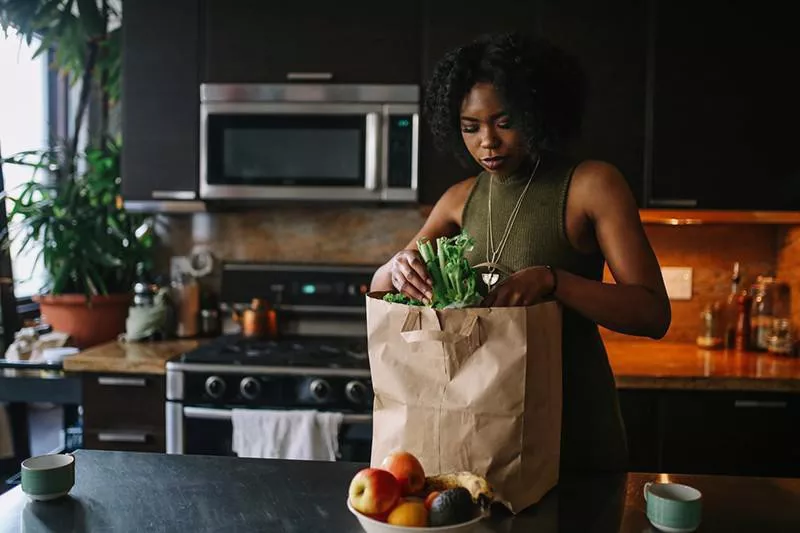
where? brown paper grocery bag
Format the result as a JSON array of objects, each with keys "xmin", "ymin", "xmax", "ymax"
[{"xmin": 366, "ymin": 293, "xmax": 562, "ymax": 513}]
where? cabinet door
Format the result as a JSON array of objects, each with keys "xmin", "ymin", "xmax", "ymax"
[
  {"xmin": 660, "ymin": 391, "xmax": 800, "ymax": 477},
  {"xmin": 648, "ymin": 0, "xmax": 800, "ymax": 210},
  {"xmin": 418, "ymin": 0, "xmax": 646, "ymax": 206},
  {"xmin": 203, "ymin": 0, "xmax": 420, "ymax": 84},
  {"xmin": 121, "ymin": 0, "xmax": 199, "ymax": 202}
]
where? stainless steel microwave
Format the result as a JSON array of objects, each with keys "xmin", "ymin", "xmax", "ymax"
[{"xmin": 199, "ymin": 83, "xmax": 419, "ymax": 203}]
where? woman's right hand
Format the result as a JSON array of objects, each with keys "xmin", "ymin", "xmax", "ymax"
[{"xmin": 389, "ymin": 250, "xmax": 433, "ymax": 304}]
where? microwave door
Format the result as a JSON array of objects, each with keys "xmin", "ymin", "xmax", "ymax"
[{"xmin": 200, "ymin": 103, "xmax": 383, "ymax": 201}]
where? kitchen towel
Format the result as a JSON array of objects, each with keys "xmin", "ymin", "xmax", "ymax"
[{"xmin": 231, "ymin": 409, "xmax": 343, "ymax": 461}]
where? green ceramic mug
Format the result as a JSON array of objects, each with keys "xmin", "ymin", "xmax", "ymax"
[
  {"xmin": 21, "ymin": 453, "xmax": 75, "ymax": 501},
  {"xmin": 644, "ymin": 481, "xmax": 702, "ymax": 533}
]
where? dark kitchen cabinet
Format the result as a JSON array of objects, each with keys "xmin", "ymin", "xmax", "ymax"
[
  {"xmin": 122, "ymin": 0, "xmax": 199, "ymax": 203},
  {"xmin": 648, "ymin": 0, "xmax": 800, "ymax": 210},
  {"xmin": 82, "ymin": 374, "xmax": 166, "ymax": 453},
  {"xmin": 202, "ymin": 0, "xmax": 420, "ymax": 84},
  {"xmin": 659, "ymin": 391, "xmax": 800, "ymax": 478},
  {"xmin": 418, "ymin": 0, "xmax": 647, "ymax": 206},
  {"xmin": 618, "ymin": 388, "xmax": 800, "ymax": 478}
]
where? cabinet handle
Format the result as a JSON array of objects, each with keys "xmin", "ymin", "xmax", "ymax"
[
  {"xmin": 734, "ymin": 400, "xmax": 788, "ymax": 409},
  {"xmin": 649, "ymin": 199, "xmax": 698, "ymax": 208},
  {"xmin": 286, "ymin": 72, "xmax": 333, "ymax": 81},
  {"xmin": 151, "ymin": 190, "xmax": 196, "ymax": 200},
  {"xmin": 97, "ymin": 376, "xmax": 147, "ymax": 387},
  {"xmin": 97, "ymin": 431, "xmax": 148, "ymax": 443}
]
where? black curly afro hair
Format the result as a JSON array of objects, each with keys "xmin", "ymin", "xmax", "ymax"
[{"xmin": 424, "ymin": 32, "xmax": 587, "ymax": 166}]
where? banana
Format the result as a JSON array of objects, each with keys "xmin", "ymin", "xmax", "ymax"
[{"xmin": 424, "ymin": 471, "xmax": 495, "ymax": 508}]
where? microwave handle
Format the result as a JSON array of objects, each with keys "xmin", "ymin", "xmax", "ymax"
[{"xmin": 364, "ymin": 112, "xmax": 380, "ymax": 191}]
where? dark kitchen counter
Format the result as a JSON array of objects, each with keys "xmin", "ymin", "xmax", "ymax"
[{"xmin": 1, "ymin": 450, "xmax": 798, "ymax": 532}]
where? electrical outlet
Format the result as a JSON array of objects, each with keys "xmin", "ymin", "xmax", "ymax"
[{"xmin": 661, "ymin": 267, "xmax": 693, "ymax": 300}]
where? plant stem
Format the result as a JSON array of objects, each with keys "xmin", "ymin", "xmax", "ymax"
[{"xmin": 70, "ymin": 40, "xmax": 99, "ymax": 173}]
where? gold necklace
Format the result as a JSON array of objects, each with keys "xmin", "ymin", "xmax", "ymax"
[{"xmin": 479, "ymin": 155, "xmax": 542, "ymax": 289}]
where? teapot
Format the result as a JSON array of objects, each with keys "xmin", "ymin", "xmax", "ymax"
[{"xmin": 232, "ymin": 298, "xmax": 278, "ymax": 338}]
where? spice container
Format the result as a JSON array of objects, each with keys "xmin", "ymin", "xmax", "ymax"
[
  {"xmin": 768, "ymin": 318, "xmax": 795, "ymax": 356},
  {"xmin": 697, "ymin": 302, "xmax": 724, "ymax": 349},
  {"xmin": 750, "ymin": 276, "xmax": 792, "ymax": 351}
]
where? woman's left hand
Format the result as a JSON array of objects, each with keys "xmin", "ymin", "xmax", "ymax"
[{"xmin": 482, "ymin": 266, "xmax": 556, "ymax": 307}]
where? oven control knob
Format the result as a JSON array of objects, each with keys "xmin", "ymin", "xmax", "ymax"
[
  {"xmin": 345, "ymin": 381, "xmax": 368, "ymax": 405},
  {"xmin": 205, "ymin": 376, "xmax": 226, "ymax": 399},
  {"xmin": 240, "ymin": 377, "xmax": 261, "ymax": 400},
  {"xmin": 309, "ymin": 379, "xmax": 330, "ymax": 402}
]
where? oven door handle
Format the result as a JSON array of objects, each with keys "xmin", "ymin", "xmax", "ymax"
[{"xmin": 182, "ymin": 406, "xmax": 372, "ymax": 424}]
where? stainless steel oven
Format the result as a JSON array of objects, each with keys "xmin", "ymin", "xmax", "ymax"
[{"xmin": 200, "ymin": 83, "xmax": 419, "ymax": 203}]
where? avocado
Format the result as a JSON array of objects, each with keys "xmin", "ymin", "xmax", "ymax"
[{"xmin": 428, "ymin": 487, "xmax": 476, "ymax": 526}]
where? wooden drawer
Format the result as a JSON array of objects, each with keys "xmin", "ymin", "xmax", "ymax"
[
  {"xmin": 83, "ymin": 428, "xmax": 165, "ymax": 453},
  {"xmin": 82, "ymin": 374, "xmax": 165, "ymax": 431}
]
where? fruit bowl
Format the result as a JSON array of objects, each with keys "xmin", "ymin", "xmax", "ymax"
[{"xmin": 347, "ymin": 499, "xmax": 487, "ymax": 533}]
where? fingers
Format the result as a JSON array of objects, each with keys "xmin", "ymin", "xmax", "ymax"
[
  {"xmin": 407, "ymin": 253, "xmax": 433, "ymax": 287},
  {"xmin": 392, "ymin": 272, "xmax": 428, "ymax": 303},
  {"xmin": 392, "ymin": 252, "xmax": 433, "ymax": 303}
]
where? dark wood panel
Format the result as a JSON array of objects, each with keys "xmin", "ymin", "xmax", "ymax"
[
  {"xmin": 660, "ymin": 391, "xmax": 800, "ymax": 478},
  {"xmin": 203, "ymin": 0, "xmax": 420, "ymax": 84},
  {"xmin": 649, "ymin": 0, "xmax": 800, "ymax": 210},
  {"xmin": 83, "ymin": 430, "xmax": 165, "ymax": 453},
  {"xmin": 121, "ymin": 0, "xmax": 199, "ymax": 200}
]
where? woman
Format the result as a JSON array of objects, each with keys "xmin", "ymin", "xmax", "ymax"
[{"xmin": 371, "ymin": 32, "xmax": 671, "ymax": 473}]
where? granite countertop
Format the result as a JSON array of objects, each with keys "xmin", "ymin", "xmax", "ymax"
[
  {"xmin": 62, "ymin": 340, "xmax": 205, "ymax": 375},
  {"xmin": 62, "ymin": 337, "xmax": 800, "ymax": 392},
  {"xmin": 605, "ymin": 340, "xmax": 800, "ymax": 392},
  {"xmin": 0, "ymin": 450, "xmax": 798, "ymax": 532}
]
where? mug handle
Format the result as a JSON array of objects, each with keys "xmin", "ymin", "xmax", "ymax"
[{"xmin": 643, "ymin": 481, "xmax": 652, "ymax": 503}]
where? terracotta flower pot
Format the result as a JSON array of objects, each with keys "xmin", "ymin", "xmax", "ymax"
[{"xmin": 34, "ymin": 293, "xmax": 132, "ymax": 349}]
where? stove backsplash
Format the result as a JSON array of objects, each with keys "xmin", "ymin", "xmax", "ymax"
[{"xmin": 155, "ymin": 206, "xmax": 426, "ymax": 288}]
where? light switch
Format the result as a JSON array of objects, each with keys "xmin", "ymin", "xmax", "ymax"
[{"xmin": 661, "ymin": 267, "xmax": 693, "ymax": 301}]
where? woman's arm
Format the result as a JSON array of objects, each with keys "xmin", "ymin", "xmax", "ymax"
[
  {"xmin": 370, "ymin": 178, "xmax": 475, "ymax": 302},
  {"xmin": 484, "ymin": 163, "xmax": 670, "ymax": 339}
]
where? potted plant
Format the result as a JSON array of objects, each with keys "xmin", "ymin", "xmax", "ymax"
[
  {"xmin": 2, "ymin": 138, "xmax": 154, "ymax": 348},
  {"xmin": 1, "ymin": 1, "xmax": 154, "ymax": 348}
]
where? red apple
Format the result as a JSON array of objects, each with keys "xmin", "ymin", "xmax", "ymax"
[
  {"xmin": 348, "ymin": 468, "xmax": 401, "ymax": 515},
  {"xmin": 381, "ymin": 451, "xmax": 426, "ymax": 495}
]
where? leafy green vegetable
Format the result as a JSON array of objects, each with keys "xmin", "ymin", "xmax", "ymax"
[
  {"xmin": 382, "ymin": 292, "xmax": 425, "ymax": 306},
  {"xmin": 383, "ymin": 230, "xmax": 481, "ymax": 309}
]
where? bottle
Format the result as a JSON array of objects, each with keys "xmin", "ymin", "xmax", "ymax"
[
  {"xmin": 734, "ymin": 291, "xmax": 752, "ymax": 351},
  {"xmin": 172, "ymin": 272, "xmax": 200, "ymax": 338},
  {"xmin": 723, "ymin": 262, "xmax": 741, "ymax": 349}
]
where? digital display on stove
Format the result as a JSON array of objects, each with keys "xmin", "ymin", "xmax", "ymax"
[{"xmin": 301, "ymin": 283, "xmax": 333, "ymax": 295}]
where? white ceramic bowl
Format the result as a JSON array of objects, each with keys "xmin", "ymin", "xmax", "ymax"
[{"xmin": 347, "ymin": 500, "xmax": 487, "ymax": 533}]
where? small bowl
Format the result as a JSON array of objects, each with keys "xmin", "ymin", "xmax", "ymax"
[
  {"xmin": 347, "ymin": 499, "xmax": 486, "ymax": 533},
  {"xmin": 21, "ymin": 453, "xmax": 75, "ymax": 501}
]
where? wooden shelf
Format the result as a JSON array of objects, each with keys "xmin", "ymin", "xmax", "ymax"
[{"xmin": 418, "ymin": 206, "xmax": 800, "ymax": 225}]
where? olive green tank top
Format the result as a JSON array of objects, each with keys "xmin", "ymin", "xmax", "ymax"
[{"xmin": 461, "ymin": 151, "xmax": 628, "ymax": 473}]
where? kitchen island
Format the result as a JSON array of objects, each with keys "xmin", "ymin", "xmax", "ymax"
[{"xmin": 0, "ymin": 450, "xmax": 798, "ymax": 532}]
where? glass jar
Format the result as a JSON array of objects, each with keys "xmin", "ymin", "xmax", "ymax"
[
  {"xmin": 697, "ymin": 302, "xmax": 724, "ymax": 349},
  {"xmin": 768, "ymin": 318, "xmax": 795, "ymax": 356},
  {"xmin": 750, "ymin": 277, "xmax": 791, "ymax": 351}
]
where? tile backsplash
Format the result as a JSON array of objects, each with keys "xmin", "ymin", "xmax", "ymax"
[{"xmin": 157, "ymin": 207, "xmax": 794, "ymax": 344}]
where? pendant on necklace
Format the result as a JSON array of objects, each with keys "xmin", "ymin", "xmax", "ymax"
[{"xmin": 482, "ymin": 272, "xmax": 500, "ymax": 289}]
